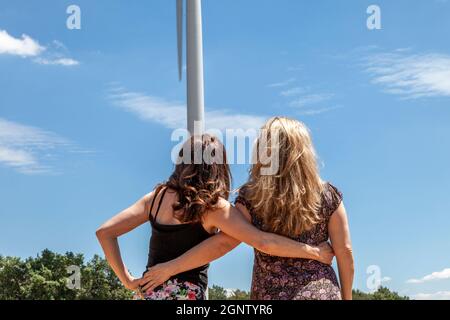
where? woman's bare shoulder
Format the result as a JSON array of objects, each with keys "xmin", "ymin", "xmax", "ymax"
[
  {"xmin": 203, "ymin": 198, "xmax": 231, "ymax": 219},
  {"xmin": 216, "ymin": 197, "xmax": 232, "ymax": 211}
]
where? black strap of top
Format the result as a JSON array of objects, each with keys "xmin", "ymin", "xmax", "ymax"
[{"xmin": 149, "ymin": 187, "xmax": 168, "ymax": 222}]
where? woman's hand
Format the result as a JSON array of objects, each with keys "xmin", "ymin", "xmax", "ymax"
[
  {"xmin": 124, "ymin": 275, "xmax": 143, "ymax": 291},
  {"xmin": 139, "ymin": 262, "xmax": 175, "ymax": 293},
  {"xmin": 315, "ymin": 242, "xmax": 335, "ymax": 265}
]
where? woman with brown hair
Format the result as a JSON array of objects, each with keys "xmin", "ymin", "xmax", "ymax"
[
  {"xmin": 144, "ymin": 117, "xmax": 354, "ymax": 300},
  {"xmin": 96, "ymin": 134, "xmax": 334, "ymax": 300}
]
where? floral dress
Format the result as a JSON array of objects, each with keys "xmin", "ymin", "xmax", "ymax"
[
  {"xmin": 235, "ymin": 182, "xmax": 343, "ymax": 300},
  {"xmin": 134, "ymin": 279, "xmax": 205, "ymax": 300}
]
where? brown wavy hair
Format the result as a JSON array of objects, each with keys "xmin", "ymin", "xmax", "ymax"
[
  {"xmin": 154, "ymin": 134, "xmax": 231, "ymax": 223},
  {"xmin": 243, "ymin": 117, "xmax": 324, "ymax": 237}
]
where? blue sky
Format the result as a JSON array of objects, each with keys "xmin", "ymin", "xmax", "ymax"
[{"xmin": 1, "ymin": 0, "xmax": 450, "ymax": 299}]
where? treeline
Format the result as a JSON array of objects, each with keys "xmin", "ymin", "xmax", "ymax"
[
  {"xmin": 352, "ymin": 287, "xmax": 409, "ymax": 300},
  {"xmin": 209, "ymin": 285, "xmax": 251, "ymax": 300},
  {"xmin": 0, "ymin": 249, "xmax": 131, "ymax": 300},
  {"xmin": 0, "ymin": 249, "xmax": 408, "ymax": 300},
  {"xmin": 208, "ymin": 285, "xmax": 409, "ymax": 300}
]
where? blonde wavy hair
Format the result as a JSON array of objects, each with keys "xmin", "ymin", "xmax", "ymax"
[{"xmin": 243, "ymin": 117, "xmax": 324, "ymax": 237}]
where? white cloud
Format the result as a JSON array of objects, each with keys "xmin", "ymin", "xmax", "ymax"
[
  {"xmin": 289, "ymin": 93, "xmax": 334, "ymax": 108},
  {"xmin": 381, "ymin": 276, "xmax": 392, "ymax": 283},
  {"xmin": 205, "ymin": 110, "xmax": 265, "ymax": 131},
  {"xmin": 0, "ymin": 29, "xmax": 45, "ymax": 57},
  {"xmin": 0, "ymin": 118, "xmax": 76, "ymax": 174},
  {"xmin": 34, "ymin": 57, "xmax": 80, "ymax": 66},
  {"xmin": 52, "ymin": 40, "xmax": 67, "ymax": 51},
  {"xmin": 108, "ymin": 91, "xmax": 186, "ymax": 129},
  {"xmin": 0, "ymin": 29, "xmax": 79, "ymax": 67},
  {"xmin": 108, "ymin": 88, "xmax": 266, "ymax": 131},
  {"xmin": 267, "ymin": 78, "xmax": 296, "ymax": 88},
  {"xmin": 413, "ymin": 291, "xmax": 450, "ymax": 300},
  {"xmin": 268, "ymin": 75, "xmax": 336, "ymax": 115},
  {"xmin": 407, "ymin": 268, "xmax": 450, "ymax": 284},
  {"xmin": 298, "ymin": 106, "xmax": 341, "ymax": 116},
  {"xmin": 275, "ymin": 84, "xmax": 337, "ymax": 115},
  {"xmin": 280, "ymin": 87, "xmax": 308, "ymax": 97},
  {"xmin": 0, "ymin": 146, "xmax": 37, "ymax": 169},
  {"xmin": 365, "ymin": 51, "xmax": 450, "ymax": 99}
]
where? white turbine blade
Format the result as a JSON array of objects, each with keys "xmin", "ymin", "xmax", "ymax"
[{"xmin": 177, "ymin": 0, "xmax": 183, "ymax": 81}]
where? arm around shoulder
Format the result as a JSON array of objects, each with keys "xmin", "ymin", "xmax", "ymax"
[{"xmin": 206, "ymin": 200, "xmax": 327, "ymax": 262}]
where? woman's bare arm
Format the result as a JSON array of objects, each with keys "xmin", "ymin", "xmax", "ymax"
[
  {"xmin": 96, "ymin": 193, "xmax": 151, "ymax": 290},
  {"xmin": 140, "ymin": 232, "xmax": 241, "ymax": 291},
  {"xmin": 209, "ymin": 201, "xmax": 332, "ymax": 260},
  {"xmin": 140, "ymin": 200, "xmax": 334, "ymax": 292},
  {"xmin": 166, "ymin": 231, "xmax": 241, "ymax": 274},
  {"xmin": 328, "ymin": 201, "xmax": 354, "ymax": 300}
]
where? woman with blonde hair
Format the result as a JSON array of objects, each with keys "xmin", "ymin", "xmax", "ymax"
[{"xmin": 143, "ymin": 117, "xmax": 354, "ymax": 300}]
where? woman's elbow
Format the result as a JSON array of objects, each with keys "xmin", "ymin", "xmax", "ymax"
[
  {"xmin": 95, "ymin": 227, "xmax": 104, "ymax": 239},
  {"xmin": 253, "ymin": 236, "xmax": 273, "ymax": 253},
  {"xmin": 95, "ymin": 226, "xmax": 110, "ymax": 240},
  {"xmin": 336, "ymin": 247, "xmax": 354, "ymax": 274},
  {"xmin": 335, "ymin": 245, "xmax": 354, "ymax": 260}
]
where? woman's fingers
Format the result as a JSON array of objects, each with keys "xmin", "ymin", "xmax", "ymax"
[
  {"xmin": 317, "ymin": 241, "xmax": 335, "ymax": 265},
  {"xmin": 143, "ymin": 277, "xmax": 166, "ymax": 292},
  {"xmin": 139, "ymin": 278, "xmax": 153, "ymax": 288},
  {"xmin": 140, "ymin": 271, "xmax": 156, "ymax": 284},
  {"xmin": 138, "ymin": 266, "xmax": 168, "ymax": 292},
  {"xmin": 144, "ymin": 280, "xmax": 164, "ymax": 292},
  {"xmin": 142, "ymin": 269, "xmax": 156, "ymax": 279},
  {"xmin": 142, "ymin": 280, "xmax": 156, "ymax": 292},
  {"xmin": 147, "ymin": 282, "xmax": 159, "ymax": 292},
  {"xmin": 139, "ymin": 276, "xmax": 148, "ymax": 286}
]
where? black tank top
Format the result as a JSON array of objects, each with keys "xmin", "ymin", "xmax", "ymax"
[{"xmin": 145, "ymin": 188, "xmax": 212, "ymax": 291}]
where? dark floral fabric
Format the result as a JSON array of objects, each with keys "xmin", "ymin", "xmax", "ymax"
[
  {"xmin": 134, "ymin": 279, "xmax": 205, "ymax": 300},
  {"xmin": 235, "ymin": 182, "xmax": 343, "ymax": 300}
]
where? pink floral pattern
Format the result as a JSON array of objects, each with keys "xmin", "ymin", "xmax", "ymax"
[
  {"xmin": 236, "ymin": 182, "xmax": 343, "ymax": 300},
  {"xmin": 135, "ymin": 279, "xmax": 205, "ymax": 300},
  {"xmin": 293, "ymin": 278, "xmax": 342, "ymax": 300}
]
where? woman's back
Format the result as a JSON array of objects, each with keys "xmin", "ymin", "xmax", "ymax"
[
  {"xmin": 144, "ymin": 187, "xmax": 213, "ymax": 298},
  {"xmin": 236, "ymin": 182, "xmax": 343, "ymax": 300}
]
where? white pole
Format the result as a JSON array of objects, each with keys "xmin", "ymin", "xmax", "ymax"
[{"xmin": 186, "ymin": 0, "xmax": 205, "ymax": 135}]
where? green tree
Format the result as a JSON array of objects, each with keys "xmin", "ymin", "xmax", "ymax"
[
  {"xmin": 78, "ymin": 254, "xmax": 131, "ymax": 300},
  {"xmin": 372, "ymin": 286, "xmax": 409, "ymax": 300},
  {"xmin": 208, "ymin": 285, "xmax": 228, "ymax": 300},
  {"xmin": 1, "ymin": 251, "xmax": 410, "ymax": 301},
  {"xmin": 208, "ymin": 286, "xmax": 251, "ymax": 300},
  {"xmin": 353, "ymin": 287, "xmax": 409, "ymax": 300},
  {"xmin": 0, "ymin": 256, "xmax": 28, "ymax": 299},
  {"xmin": 228, "ymin": 289, "xmax": 251, "ymax": 300},
  {"xmin": 352, "ymin": 289, "xmax": 373, "ymax": 300},
  {"xmin": 0, "ymin": 250, "xmax": 132, "ymax": 300},
  {"xmin": 208, "ymin": 285, "xmax": 410, "ymax": 300}
]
